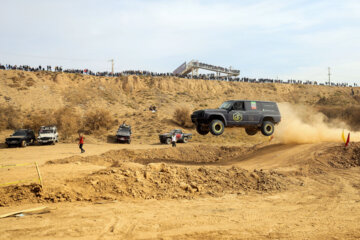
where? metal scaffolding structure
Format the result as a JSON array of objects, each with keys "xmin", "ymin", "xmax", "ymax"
[{"xmin": 173, "ymin": 60, "xmax": 240, "ymax": 78}]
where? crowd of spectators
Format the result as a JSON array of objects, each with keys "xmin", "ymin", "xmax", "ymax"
[{"xmin": 0, "ymin": 63, "xmax": 357, "ymax": 87}]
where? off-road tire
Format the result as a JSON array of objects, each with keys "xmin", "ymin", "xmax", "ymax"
[
  {"xmin": 20, "ymin": 140, "xmax": 27, "ymax": 148},
  {"xmin": 196, "ymin": 124, "xmax": 210, "ymax": 135},
  {"xmin": 183, "ymin": 137, "xmax": 188, "ymax": 143},
  {"xmin": 245, "ymin": 127, "xmax": 258, "ymax": 136},
  {"xmin": 166, "ymin": 138, "xmax": 171, "ymax": 145},
  {"xmin": 261, "ymin": 121, "xmax": 275, "ymax": 136},
  {"xmin": 210, "ymin": 120, "xmax": 225, "ymax": 136},
  {"xmin": 52, "ymin": 141, "xmax": 56, "ymax": 145}
]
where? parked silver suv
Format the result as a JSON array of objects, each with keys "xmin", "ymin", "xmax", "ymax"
[{"xmin": 37, "ymin": 126, "xmax": 59, "ymax": 145}]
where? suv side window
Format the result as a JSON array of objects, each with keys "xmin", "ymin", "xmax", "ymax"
[
  {"xmin": 262, "ymin": 102, "xmax": 278, "ymax": 111},
  {"xmin": 233, "ymin": 101, "xmax": 244, "ymax": 110}
]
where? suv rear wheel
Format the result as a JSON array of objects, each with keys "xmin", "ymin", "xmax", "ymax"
[
  {"xmin": 196, "ymin": 125, "xmax": 210, "ymax": 135},
  {"xmin": 245, "ymin": 127, "xmax": 258, "ymax": 136},
  {"xmin": 210, "ymin": 120, "xmax": 225, "ymax": 136},
  {"xmin": 261, "ymin": 121, "xmax": 274, "ymax": 136},
  {"xmin": 20, "ymin": 140, "xmax": 27, "ymax": 147},
  {"xmin": 166, "ymin": 138, "xmax": 171, "ymax": 145}
]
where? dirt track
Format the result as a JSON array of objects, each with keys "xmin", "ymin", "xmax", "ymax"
[{"xmin": 1, "ymin": 142, "xmax": 360, "ymax": 239}]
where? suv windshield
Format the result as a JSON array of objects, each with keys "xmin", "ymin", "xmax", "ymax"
[
  {"xmin": 118, "ymin": 128, "xmax": 130, "ymax": 132},
  {"xmin": 40, "ymin": 130, "xmax": 53, "ymax": 134},
  {"xmin": 170, "ymin": 130, "xmax": 181, "ymax": 134},
  {"xmin": 13, "ymin": 131, "xmax": 26, "ymax": 136},
  {"xmin": 219, "ymin": 101, "xmax": 233, "ymax": 110}
]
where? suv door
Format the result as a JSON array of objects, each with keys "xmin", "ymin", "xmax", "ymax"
[
  {"xmin": 27, "ymin": 130, "xmax": 35, "ymax": 144},
  {"xmin": 228, "ymin": 101, "xmax": 247, "ymax": 126},
  {"xmin": 244, "ymin": 101, "xmax": 262, "ymax": 125},
  {"xmin": 25, "ymin": 131, "xmax": 32, "ymax": 144}
]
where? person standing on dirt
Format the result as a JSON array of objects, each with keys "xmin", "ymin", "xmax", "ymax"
[
  {"xmin": 171, "ymin": 133, "xmax": 177, "ymax": 147},
  {"xmin": 78, "ymin": 133, "xmax": 85, "ymax": 153}
]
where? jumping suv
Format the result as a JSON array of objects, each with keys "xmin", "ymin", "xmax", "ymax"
[{"xmin": 191, "ymin": 100, "xmax": 281, "ymax": 136}]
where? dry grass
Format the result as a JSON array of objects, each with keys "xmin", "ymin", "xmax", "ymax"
[
  {"xmin": 0, "ymin": 106, "xmax": 22, "ymax": 130},
  {"xmin": 173, "ymin": 107, "xmax": 194, "ymax": 128},
  {"xmin": 0, "ymin": 105, "xmax": 116, "ymax": 140},
  {"xmin": 318, "ymin": 106, "xmax": 360, "ymax": 130}
]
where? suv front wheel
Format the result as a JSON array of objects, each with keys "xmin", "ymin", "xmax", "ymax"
[{"xmin": 210, "ymin": 120, "xmax": 225, "ymax": 136}]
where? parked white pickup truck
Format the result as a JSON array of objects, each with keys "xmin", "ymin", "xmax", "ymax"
[{"xmin": 37, "ymin": 126, "xmax": 59, "ymax": 145}]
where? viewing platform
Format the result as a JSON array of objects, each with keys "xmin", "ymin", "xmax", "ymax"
[{"xmin": 173, "ymin": 60, "xmax": 240, "ymax": 77}]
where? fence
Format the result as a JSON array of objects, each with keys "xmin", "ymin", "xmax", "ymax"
[{"xmin": 0, "ymin": 162, "xmax": 42, "ymax": 187}]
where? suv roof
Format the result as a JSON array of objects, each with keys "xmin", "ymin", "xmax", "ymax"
[
  {"xmin": 225, "ymin": 100, "xmax": 276, "ymax": 103},
  {"xmin": 40, "ymin": 125, "xmax": 57, "ymax": 129}
]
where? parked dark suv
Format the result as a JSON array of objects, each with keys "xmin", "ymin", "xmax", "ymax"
[
  {"xmin": 5, "ymin": 129, "xmax": 36, "ymax": 147},
  {"xmin": 191, "ymin": 100, "xmax": 281, "ymax": 136}
]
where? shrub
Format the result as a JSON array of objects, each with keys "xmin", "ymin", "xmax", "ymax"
[
  {"xmin": 54, "ymin": 107, "xmax": 83, "ymax": 139},
  {"xmin": 84, "ymin": 109, "xmax": 115, "ymax": 133},
  {"xmin": 173, "ymin": 107, "xmax": 194, "ymax": 128},
  {"xmin": 23, "ymin": 110, "xmax": 57, "ymax": 132}
]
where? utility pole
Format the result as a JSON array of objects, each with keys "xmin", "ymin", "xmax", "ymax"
[
  {"xmin": 328, "ymin": 67, "xmax": 331, "ymax": 86},
  {"xmin": 109, "ymin": 59, "xmax": 114, "ymax": 75}
]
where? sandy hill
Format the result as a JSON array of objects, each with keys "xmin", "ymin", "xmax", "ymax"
[{"xmin": 0, "ymin": 70, "xmax": 359, "ymax": 143}]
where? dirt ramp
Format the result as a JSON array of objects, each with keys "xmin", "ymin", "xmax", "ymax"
[
  {"xmin": 3, "ymin": 143, "xmax": 360, "ymax": 206},
  {"xmin": 46, "ymin": 145, "xmax": 256, "ymax": 166}
]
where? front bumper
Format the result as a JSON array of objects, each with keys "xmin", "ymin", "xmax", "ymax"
[
  {"xmin": 117, "ymin": 136, "xmax": 129, "ymax": 141},
  {"xmin": 38, "ymin": 138, "xmax": 55, "ymax": 143},
  {"xmin": 6, "ymin": 140, "xmax": 20, "ymax": 145}
]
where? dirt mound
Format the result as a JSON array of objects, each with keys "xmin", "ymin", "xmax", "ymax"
[
  {"xmin": 325, "ymin": 143, "xmax": 360, "ymax": 168},
  {"xmin": 0, "ymin": 163, "xmax": 287, "ymax": 206},
  {"xmin": 0, "ymin": 184, "xmax": 42, "ymax": 207},
  {"xmin": 75, "ymin": 163, "xmax": 286, "ymax": 200}
]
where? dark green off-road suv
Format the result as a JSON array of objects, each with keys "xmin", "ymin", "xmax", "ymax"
[{"xmin": 191, "ymin": 100, "xmax": 281, "ymax": 136}]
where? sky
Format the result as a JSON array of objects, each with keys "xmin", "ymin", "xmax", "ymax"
[{"xmin": 0, "ymin": 0, "xmax": 359, "ymax": 84}]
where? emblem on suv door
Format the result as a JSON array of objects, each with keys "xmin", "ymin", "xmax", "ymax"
[{"xmin": 233, "ymin": 112, "xmax": 243, "ymax": 122}]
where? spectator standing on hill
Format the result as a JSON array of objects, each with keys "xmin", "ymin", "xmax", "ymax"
[
  {"xmin": 171, "ymin": 133, "xmax": 177, "ymax": 147},
  {"xmin": 78, "ymin": 133, "xmax": 85, "ymax": 153}
]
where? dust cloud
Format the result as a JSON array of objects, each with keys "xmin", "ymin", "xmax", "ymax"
[{"xmin": 276, "ymin": 103, "xmax": 360, "ymax": 144}]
